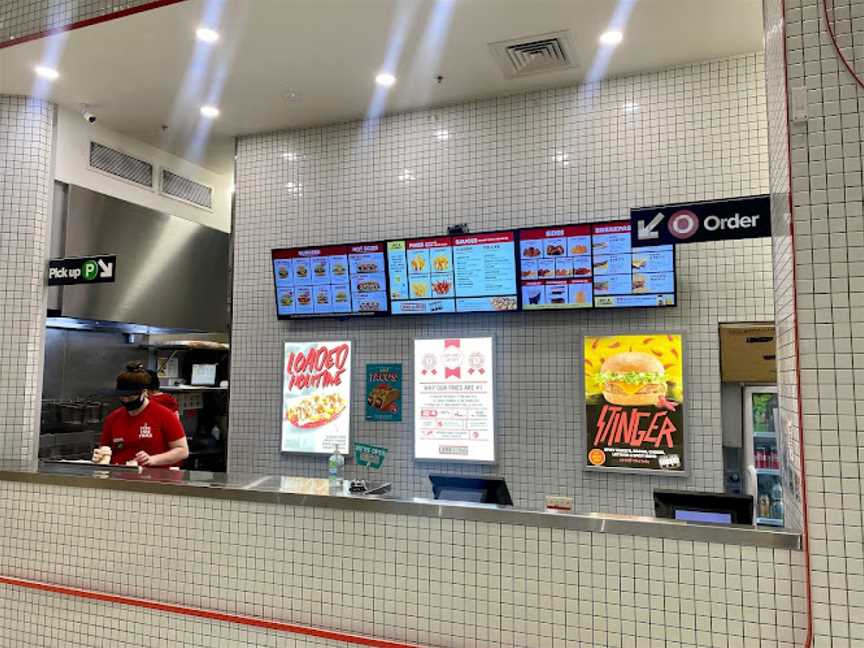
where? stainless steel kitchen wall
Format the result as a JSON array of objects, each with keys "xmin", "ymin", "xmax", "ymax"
[{"xmin": 60, "ymin": 185, "xmax": 229, "ymax": 331}]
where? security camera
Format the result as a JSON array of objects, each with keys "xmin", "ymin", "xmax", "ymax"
[{"xmin": 80, "ymin": 106, "xmax": 96, "ymax": 124}]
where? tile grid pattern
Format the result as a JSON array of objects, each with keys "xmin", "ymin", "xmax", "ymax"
[
  {"xmin": 0, "ymin": 0, "xmax": 168, "ymax": 43},
  {"xmin": 0, "ymin": 480, "xmax": 807, "ymax": 648},
  {"xmin": 0, "ymin": 96, "xmax": 53, "ymax": 469},
  {"xmin": 765, "ymin": 0, "xmax": 804, "ymax": 532},
  {"xmin": 231, "ymin": 54, "xmax": 773, "ymax": 514},
  {"xmin": 784, "ymin": 0, "xmax": 864, "ymax": 646}
]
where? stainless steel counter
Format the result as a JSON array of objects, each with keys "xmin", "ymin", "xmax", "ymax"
[{"xmin": 0, "ymin": 462, "xmax": 801, "ymax": 550}]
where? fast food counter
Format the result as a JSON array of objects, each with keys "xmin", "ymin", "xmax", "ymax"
[{"xmin": 0, "ymin": 462, "xmax": 800, "ymax": 550}]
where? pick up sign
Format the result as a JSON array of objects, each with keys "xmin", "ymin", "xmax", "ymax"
[
  {"xmin": 48, "ymin": 255, "xmax": 116, "ymax": 286},
  {"xmin": 630, "ymin": 195, "xmax": 771, "ymax": 247}
]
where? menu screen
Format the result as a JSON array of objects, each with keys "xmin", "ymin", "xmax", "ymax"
[
  {"xmin": 591, "ymin": 221, "xmax": 675, "ymax": 308},
  {"xmin": 387, "ymin": 231, "xmax": 518, "ymax": 315},
  {"xmin": 272, "ymin": 243, "xmax": 388, "ymax": 318},
  {"xmin": 518, "ymin": 221, "xmax": 675, "ymax": 309},
  {"xmin": 520, "ymin": 225, "xmax": 594, "ymax": 309}
]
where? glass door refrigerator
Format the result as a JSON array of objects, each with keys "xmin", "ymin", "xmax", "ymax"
[{"xmin": 743, "ymin": 385, "xmax": 783, "ymax": 527}]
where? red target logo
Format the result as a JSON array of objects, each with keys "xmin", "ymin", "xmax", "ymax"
[{"xmin": 668, "ymin": 210, "xmax": 699, "ymax": 240}]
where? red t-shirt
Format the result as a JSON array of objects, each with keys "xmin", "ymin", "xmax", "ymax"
[
  {"xmin": 100, "ymin": 401, "xmax": 186, "ymax": 467},
  {"xmin": 149, "ymin": 392, "xmax": 179, "ymax": 413}
]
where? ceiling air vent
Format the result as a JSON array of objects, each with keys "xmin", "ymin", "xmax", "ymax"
[
  {"xmin": 89, "ymin": 141, "xmax": 154, "ymax": 188},
  {"xmin": 489, "ymin": 30, "xmax": 577, "ymax": 79},
  {"xmin": 160, "ymin": 169, "xmax": 213, "ymax": 210}
]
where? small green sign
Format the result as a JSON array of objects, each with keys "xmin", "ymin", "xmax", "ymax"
[
  {"xmin": 354, "ymin": 443, "xmax": 388, "ymax": 470},
  {"xmin": 82, "ymin": 259, "xmax": 99, "ymax": 281}
]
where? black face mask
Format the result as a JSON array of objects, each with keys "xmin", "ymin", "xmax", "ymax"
[{"xmin": 122, "ymin": 395, "xmax": 145, "ymax": 412}]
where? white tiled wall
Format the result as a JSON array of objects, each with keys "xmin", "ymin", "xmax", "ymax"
[
  {"xmin": 231, "ymin": 54, "xmax": 773, "ymax": 513},
  {"xmin": 0, "ymin": 0, "xmax": 164, "ymax": 43},
  {"xmin": 0, "ymin": 479, "xmax": 808, "ymax": 648},
  {"xmin": 781, "ymin": 0, "xmax": 864, "ymax": 646},
  {"xmin": 0, "ymin": 96, "xmax": 54, "ymax": 468}
]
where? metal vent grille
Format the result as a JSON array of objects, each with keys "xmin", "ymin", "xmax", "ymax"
[
  {"xmin": 89, "ymin": 142, "xmax": 153, "ymax": 187},
  {"xmin": 490, "ymin": 31, "xmax": 577, "ymax": 79},
  {"xmin": 160, "ymin": 169, "xmax": 213, "ymax": 210}
]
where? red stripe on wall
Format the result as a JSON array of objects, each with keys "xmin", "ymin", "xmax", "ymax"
[
  {"xmin": 0, "ymin": 575, "xmax": 424, "ymax": 648},
  {"xmin": 0, "ymin": 0, "xmax": 188, "ymax": 50}
]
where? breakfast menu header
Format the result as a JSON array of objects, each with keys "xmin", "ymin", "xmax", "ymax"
[
  {"xmin": 272, "ymin": 244, "xmax": 388, "ymax": 317},
  {"xmin": 387, "ymin": 232, "xmax": 518, "ymax": 315}
]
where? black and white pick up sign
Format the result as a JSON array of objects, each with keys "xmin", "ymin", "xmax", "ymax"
[{"xmin": 630, "ymin": 195, "xmax": 771, "ymax": 247}]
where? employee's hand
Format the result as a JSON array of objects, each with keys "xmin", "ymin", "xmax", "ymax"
[{"xmin": 135, "ymin": 451, "xmax": 153, "ymax": 466}]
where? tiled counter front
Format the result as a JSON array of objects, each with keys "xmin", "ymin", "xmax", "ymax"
[{"xmin": 0, "ymin": 479, "xmax": 806, "ymax": 647}]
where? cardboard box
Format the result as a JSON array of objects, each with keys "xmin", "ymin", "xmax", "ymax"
[{"xmin": 720, "ymin": 324, "xmax": 776, "ymax": 383}]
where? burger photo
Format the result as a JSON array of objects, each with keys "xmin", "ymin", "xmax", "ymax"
[{"xmin": 597, "ymin": 351, "xmax": 667, "ymax": 406}]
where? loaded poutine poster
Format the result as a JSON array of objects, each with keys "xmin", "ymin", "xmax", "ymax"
[
  {"xmin": 414, "ymin": 337, "xmax": 496, "ymax": 463},
  {"xmin": 281, "ymin": 340, "xmax": 351, "ymax": 455},
  {"xmin": 583, "ymin": 334, "xmax": 685, "ymax": 473},
  {"xmin": 365, "ymin": 363, "xmax": 402, "ymax": 422}
]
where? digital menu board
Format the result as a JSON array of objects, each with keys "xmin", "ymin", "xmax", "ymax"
[
  {"xmin": 414, "ymin": 337, "xmax": 496, "ymax": 463},
  {"xmin": 272, "ymin": 243, "xmax": 388, "ymax": 318},
  {"xmin": 387, "ymin": 231, "xmax": 518, "ymax": 314},
  {"xmin": 517, "ymin": 221, "xmax": 675, "ymax": 310},
  {"xmin": 520, "ymin": 225, "xmax": 594, "ymax": 309},
  {"xmin": 591, "ymin": 221, "xmax": 675, "ymax": 308}
]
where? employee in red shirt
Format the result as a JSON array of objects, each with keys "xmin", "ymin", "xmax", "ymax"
[
  {"xmin": 146, "ymin": 369, "xmax": 180, "ymax": 415},
  {"xmin": 93, "ymin": 364, "xmax": 189, "ymax": 467}
]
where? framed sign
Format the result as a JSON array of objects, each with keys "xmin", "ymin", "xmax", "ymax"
[
  {"xmin": 583, "ymin": 334, "xmax": 685, "ymax": 474},
  {"xmin": 281, "ymin": 340, "xmax": 351, "ymax": 455},
  {"xmin": 414, "ymin": 337, "xmax": 495, "ymax": 463},
  {"xmin": 365, "ymin": 363, "xmax": 402, "ymax": 421}
]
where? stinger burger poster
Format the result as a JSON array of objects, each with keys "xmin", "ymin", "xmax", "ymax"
[{"xmin": 583, "ymin": 334, "xmax": 685, "ymax": 473}]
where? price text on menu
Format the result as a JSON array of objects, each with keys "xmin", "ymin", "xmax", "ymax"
[
  {"xmin": 387, "ymin": 232, "xmax": 518, "ymax": 314},
  {"xmin": 414, "ymin": 337, "xmax": 496, "ymax": 463}
]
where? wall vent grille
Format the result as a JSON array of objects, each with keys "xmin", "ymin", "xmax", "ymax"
[
  {"xmin": 160, "ymin": 169, "xmax": 213, "ymax": 210},
  {"xmin": 89, "ymin": 141, "xmax": 154, "ymax": 188}
]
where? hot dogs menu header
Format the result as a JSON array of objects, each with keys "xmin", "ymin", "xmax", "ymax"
[{"xmin": 272, "ymin": 221, "xmax": 676, "ymax": 318}]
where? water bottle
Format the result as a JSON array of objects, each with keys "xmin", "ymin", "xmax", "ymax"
[{"xmin": 328, "ymin": 446, "xmax": 345, "ymax": 495}]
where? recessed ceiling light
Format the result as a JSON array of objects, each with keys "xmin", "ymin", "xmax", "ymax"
[
  {"xmin": 196, "ymin": 27, "xmax": 220, "ymax": 43},
  {"xmin": 200, "ymin": 105, "xmax": 220, "ymax": 119},
  {"xmin": 599, "ymin": 30, "xmax": 623, "ymax": 46},
  {"xmin": 375, "ymin": 72, "xmax": 397, "ymax": 87},
  {"xmin": 34, "ymin": 65, "xmax": 59, "ymax": 81}
]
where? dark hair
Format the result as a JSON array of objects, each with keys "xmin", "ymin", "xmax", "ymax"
[
  {"xmin": 147, "ymin": 369, "xmax": 160, "ymax": 390},
  {"xmin": 116, "ymin": 362, "xmax": 151, "ymax": 393}
]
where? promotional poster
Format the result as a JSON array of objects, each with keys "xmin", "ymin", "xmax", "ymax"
[
  {"xmin": 365, "ymin": 363, "xmax": 402, "ymax": 421},
  {"xmin": 414, "ymin": 337, "xmax": 496, "ymax": 463},
  {"xmin": 583, "ymin": 334, "xmax": 685, "ymax": 473},
  {"xmin": 281, "ymin": 341, "xmax": 352, "ymax": 455}
]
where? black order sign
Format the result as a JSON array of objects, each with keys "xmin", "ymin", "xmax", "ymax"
[
  {"xmin": 630, "ymin": 195, "xmax": 771, "ymax": 247},
  {"xmin": 48, "ymin": 255, "xmax": 116, "ymax": 286}
]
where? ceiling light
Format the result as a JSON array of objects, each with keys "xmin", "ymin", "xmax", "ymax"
[
  {"xmin": 200, "ymin": 105, "xmax": 220, "ymax": 119},
  {"xmin": 599, "ymin": 30, "xmax": 623, "ymax": 46},
  {"xmin": 375, "ymin": 72, "xmax": 397, "ymax": 87},
  {"xmin": 196, "ymin": 27, "xmax": 220, "ymax": 43},
  {"xmin": 34, "ymin": 65, "xmax": 59, "ymax": 81}
]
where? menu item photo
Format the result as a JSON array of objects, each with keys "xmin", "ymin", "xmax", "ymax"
[
  {"xmin": 272, "ymin": 243, "xmax": 389, "ymax": 318},
  {"xmin": 520, "ymin": 225, "xmax": 594, "ymax": 310}
]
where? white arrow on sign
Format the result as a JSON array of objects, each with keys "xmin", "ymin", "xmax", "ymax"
[
  {"xmin": 97, "ymin": 258, "xmax": 114, "ymax": 278},
  {"xmin": 637, "ymin": 212, "xmax": 665, "ymax": 240}
]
